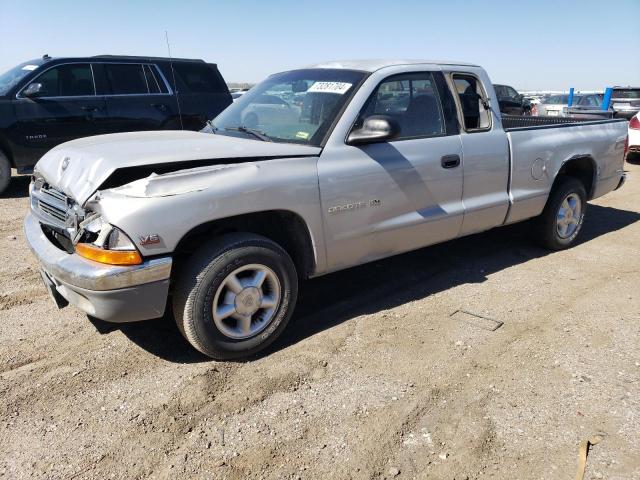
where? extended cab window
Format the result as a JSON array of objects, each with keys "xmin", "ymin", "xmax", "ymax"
[
  {"xmin": 104, "ymin": 64, "xmax": 148, "ymax": 95},
  {"xmin": 355, "ymin": 72, "xmax": 446, "ymax": 140},
  {"xmin": 452, "ymin": 74, "xmax": 490, "ymax": 131},
  {"xmin": 32, "ymin": 64, "xmax": 95, "ymax": 97}
]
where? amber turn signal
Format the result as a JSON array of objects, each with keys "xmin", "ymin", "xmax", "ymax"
[{"xmin": 75, "ymin": 243, "xmax": 142, "ymax": 266}]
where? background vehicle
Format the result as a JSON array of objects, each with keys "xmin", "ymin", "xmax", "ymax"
[
  {"xmin": 567, "ymin": 93, "xmax": 614, "ymax": 119},
  {"xmin": 535, "ymin": 93, "xmax": 587, "ymax": 117},
  {"xmin": 493, "ymin": 84, "xmax": 531, "ymax": 115},
  {"xmin": 628, "ymin": 113, "xmax": 640, "ymax": 161},
  {"xmin": 611, "ymin": 86, "xmax": 640, "ymax": 119},
  {"xmin": 240, "ymin": 93, "xmax": 301, "ymax": 127},
  {"xmin": 25, "ymin": 60, "xmax": 628, "ymax": 360},
  {"xmin": 230, "ymin": 88, "xmax": 250, "ymax": 101},
  {"xmin": 0, "ymin": 55, "xmax": 232, "ymax": 194}
]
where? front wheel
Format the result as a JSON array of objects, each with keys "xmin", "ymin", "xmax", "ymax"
[
  {"xmin": 533, "ymin": 176, "xmax": 587, "ymax": 250},
  {"xmin": 173, "ymin": 233, "xmax": 298, "ymax": 360}
]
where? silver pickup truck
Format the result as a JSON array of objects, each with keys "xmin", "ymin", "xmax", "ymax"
[{"xmin": 25, "ymin": 60, "xmax": 628, "ymax": 359}]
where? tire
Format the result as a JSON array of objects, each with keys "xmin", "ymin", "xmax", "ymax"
[
  {"xmin": 533, "ymin": 176, "xmax": 587, "ymax": 250},
  {"xmin": 172, "ymin": 233, "xmax": 298, "ymax": 360},
  {"xmin": 0, "ymin": 151, "xmax": 11, "ymax": 196}
]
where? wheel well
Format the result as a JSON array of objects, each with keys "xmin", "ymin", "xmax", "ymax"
[
  {"xmin": 173, "ymin": 210, "xmax": 316, "ymax": 279},
  {"xmin": 555, "ymin": 156, "xmax": 596, "ymax": 199}
]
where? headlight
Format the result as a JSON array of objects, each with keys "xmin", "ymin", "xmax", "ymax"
[{"xmin": 75, "ymin": 219, "xmax": 142, "ymax": 266}]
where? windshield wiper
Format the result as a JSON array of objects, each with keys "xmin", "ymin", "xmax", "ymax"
[{"xmin": 225, "ymin": 126, "xmax": 272, "ymax": 142}]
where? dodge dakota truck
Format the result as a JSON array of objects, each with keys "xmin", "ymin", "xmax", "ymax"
[{"xmin": 25, "ymin": 60, "xmax": 628, "ymax": 359}]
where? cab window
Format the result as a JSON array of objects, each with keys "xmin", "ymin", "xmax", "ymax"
[
  {"xmin": 355, "ymin": 72, "xmax": 446, "ymax": 140},
  {"xmin": 33, "ymin": 64, "xmax": 95, "ymax": 97}
]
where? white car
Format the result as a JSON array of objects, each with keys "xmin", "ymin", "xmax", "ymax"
[
  {"xmin": 536, "ymin": 94, "xmax": 586, "ymax": 117},
  {"xmin": 628, "ymin": 112, "xmax": 640, "ymax": 160}
]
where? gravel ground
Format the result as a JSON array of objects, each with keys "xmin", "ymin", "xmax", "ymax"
[{"xmin": 0, "ymin": 162, "xmax": 639, "ymax": 480}]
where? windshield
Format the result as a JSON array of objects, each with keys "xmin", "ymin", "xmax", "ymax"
[
  {"xmin": 0, "ymin": 60, "xmax": 43, "ymax": 96},
  {"xmin": 209, "ymin": 69, "xmax": 366, "ymax": 146}
]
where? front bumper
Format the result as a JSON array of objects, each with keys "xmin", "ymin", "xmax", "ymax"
[{"xmin": 24, "ymin": 212, "xmax": 172, "ymax": 322}]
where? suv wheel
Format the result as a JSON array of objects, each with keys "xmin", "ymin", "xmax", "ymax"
[
  {"xmin": 173, "ymin": 233, "xmax": 298, "ymax": 360},
  {"xmin": 0, "ymin": 152, "xmax": 11, "ymax": 195},
  {"xmin": 533, "ymin": 176, "xmax": 587, "ymax": 250}
]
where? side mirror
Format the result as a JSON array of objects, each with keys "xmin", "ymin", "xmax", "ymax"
[
  {"xmin": 23, "ymin": 82, "xmax": 44, "ymax": 98},
  {"xmin": 347, "ymin": 115, "xmax": 400, "ymax": 146}
]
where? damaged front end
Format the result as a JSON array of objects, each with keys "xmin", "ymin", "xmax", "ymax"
[{"xmin": 30, "ymin": 174, "xmax": 142, "ymax": 265}]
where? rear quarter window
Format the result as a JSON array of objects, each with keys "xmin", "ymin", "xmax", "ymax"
[{"xmin": 173, "ymin": 63, "xmax": 225, "ymax": 94}]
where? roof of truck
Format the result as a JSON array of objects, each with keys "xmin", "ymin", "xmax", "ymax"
[{"xmin": 307, "ymin": 59, "xmax": 480, "ymax": 72}]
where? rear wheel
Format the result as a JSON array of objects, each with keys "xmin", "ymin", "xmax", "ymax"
[
  {"xmin": 0, "ymin": 151, "xmax": 11, "ymax": 196},
  {"xmin": 533, "ymin": 176, "xmax": 587, "ymax": 250},
  {"xmin": 173, "ymin": 233, "xmax": 298, "ymax": 360}
]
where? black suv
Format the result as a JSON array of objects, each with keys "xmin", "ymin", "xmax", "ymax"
[{"xmin": 0, "ymin": 55, "xmax": 232, "ymax": 194}]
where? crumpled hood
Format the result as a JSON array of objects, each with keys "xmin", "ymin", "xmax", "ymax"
[{"xmin": 35, "ymin": 130, "xmax": 321, "ymax": 204}]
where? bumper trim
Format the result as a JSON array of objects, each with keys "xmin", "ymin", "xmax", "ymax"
[{"xmin": 25, "ymin": 212, "xmax": 172, "ymax": 291}]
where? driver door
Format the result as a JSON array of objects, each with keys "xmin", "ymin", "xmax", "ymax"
[{"xmin": 318, "ymin": 72, "xmax": 464, "ymax": 272}]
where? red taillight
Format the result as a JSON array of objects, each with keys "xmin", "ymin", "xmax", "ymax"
[{"xmin": 629, "ymin": 115, "xmax": 640, "ymax": 130}]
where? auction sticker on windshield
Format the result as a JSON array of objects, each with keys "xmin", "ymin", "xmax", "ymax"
[{"xmin": 308, "ymin": 82, "xmax": 352, "ymax": 94}]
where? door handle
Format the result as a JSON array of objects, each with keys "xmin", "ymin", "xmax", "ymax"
[
  {"xmin": 441, "ymin": 154, "xmax": 461, "ymax": 169},
  {"xmin": 151, "ymin": 103, "xmax": 168, "ymax": 111},
  {"xmin": 81, "ymin": 105, "xmax": 99, "ymax": 112}
]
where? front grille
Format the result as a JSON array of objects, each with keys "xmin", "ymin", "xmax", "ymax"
[
  {"xmin": 30, "ymin": 182, "xmax": 77, "ymax": 233},
  {"xmin": 40, "ymin": 186, "xmax": 68, "ymax": 204},
  {"xmin": 37, "ymin": 199, "xmax": 67, "ymax": 223}
]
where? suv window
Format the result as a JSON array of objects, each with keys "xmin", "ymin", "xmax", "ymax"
[
  {"xmin": 506, "ymin": 86, "xmax": 519, "ymax": 99},
  {"xmin": 33, "ymin": 64, "xmax": 95, "ymax": 97},
  {"xmin": 104, "ymin": 64, "xmax": 148, "ymax": 95},
  {"xmin": 173, "ymin": 63, "xmax": 223, "ymax": 93},
  {"xmin": 612, "ymin": 89, "xmax": 640, "ymax": 99},
  {"xmin": 356, "ymin": 72, "xmax": 445, "ymax": 140},
  {"xmin": 143, "ymin": 65, "xmax": 169, "ymax": 94},
  {"xmin": 452, "ymin": 74, "xmax": 490, "ymax": 130}
]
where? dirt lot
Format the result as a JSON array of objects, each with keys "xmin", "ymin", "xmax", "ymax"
[{"xmin": 0, "ymin": 163, "xmax": 639, "ymax": 480}]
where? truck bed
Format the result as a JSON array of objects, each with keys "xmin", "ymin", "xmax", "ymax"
[{"xmin": 503, "ymin": 116, "xmax": 628, "ymax": 225}]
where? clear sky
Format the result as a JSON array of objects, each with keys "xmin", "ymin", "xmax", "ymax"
[{"xmin": 1, "ymin": 0, "xmax": 638, "ymax": 90}]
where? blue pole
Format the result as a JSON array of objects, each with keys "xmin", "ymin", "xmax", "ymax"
[
  {"xmin": 602, "ymin": 87, "xmax": 613, "ymax": 111},
  {"xmin": 567, "ymin": 88, "xmax": 574, "ymax": 107}
]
